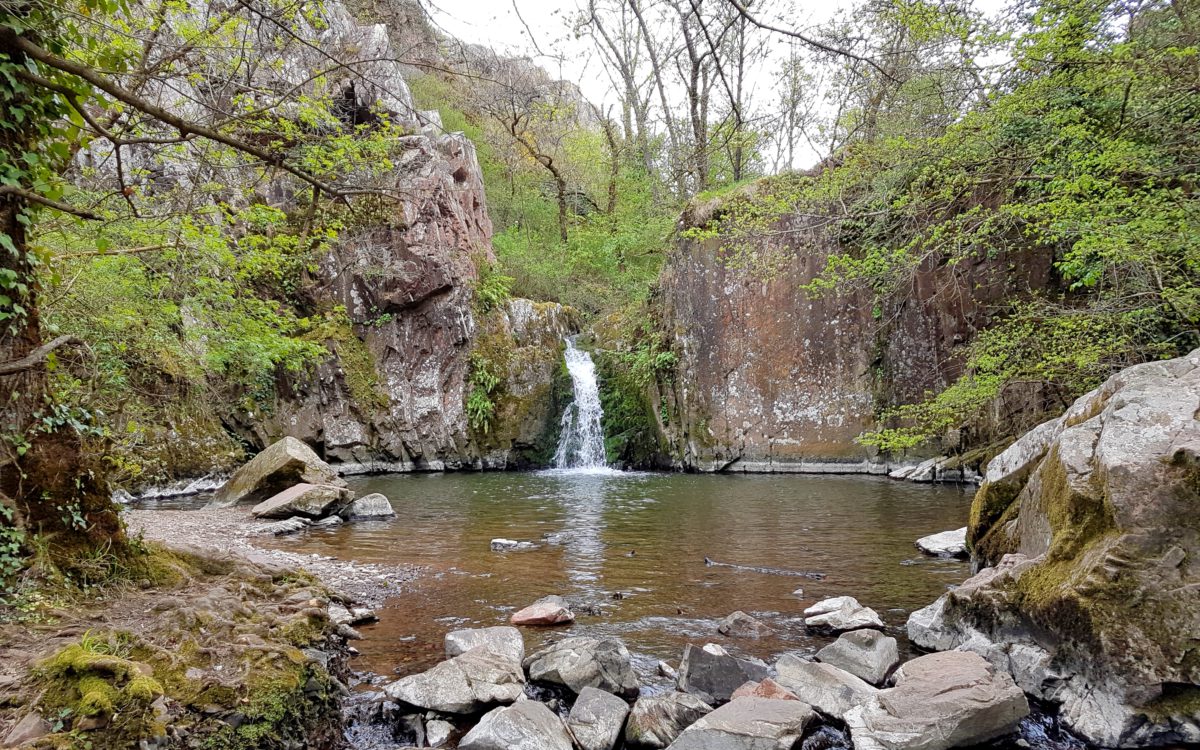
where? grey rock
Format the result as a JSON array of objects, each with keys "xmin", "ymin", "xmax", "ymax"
[
  {"xmin": 844, "ymin": 651, "xmax": 1029, "ymax": 750},
  {"xmin": 666, "ymin": 696, "xmax": 815, "ymax": 750},
  {"xmin": 677, "ymin": 643, "xmax": 769, "ymax": 705},
  {"xmin": 445, "ymin": 626, "xmax": 525, "ymax": 662},
  {"xmin": 208, "ymin": 436, "xmax": 343, "ymax": 508},
  {"xmin": 3, "ymin": 712, "xmax": 51, "ymax": 746},
  {"xmin": 568, "ymin": 686, "xmax": 632, "ymax": 750},
  {"xmin": 626, "ymin": 692, "xmax": 713, "ymax": 748},
  {"xmin": 248, "ymin": 516, "xmax": 311, "ymax": 536},
  {"xmin": 341, "ymin": 492, "xmax": 395, "ymax": 519},
  {"xmin": 915, "ymin": 528, "xmax": 968, "ymax": 558},
  {"xmin": 426, "ymin": 719, "xmax": 454, "ymax": 748},
  {"xmin": 802, "ymin": 596, "xmax": 884, "ymax": 634},
  {"xmin": 491, "ymin": 538, "xmax": 538, "ymax": 551},
  {"xmin": 250, "ymin": 483, "xmax": 354, "ymax": 519},
  {"xmin": 816, "ymin": 629, "xmax": 899, "ymax": 685},
  {"xmin": 460, "ymin": 700, "xmax": 573, "ymax": 750},
  {"xmin": 384, "ymin": 645, "xmax": 525, "ymax": 714},
  {"xmin": 773, "ymin": 655, "xmax": 878, "ymax": 720},
  {"xmin": 329, "ymin": 604, "xmax": 377, "ymax": 627},
  {"xmin": 314, "ymin": 514, "xmax": 344, "ymax": 527},
  {"xmin": 523, "ymin": 637, "xmax": 639, "ymax": 699},
  {"xmin": 919, "ymin": 348, "xmax": 1200, "ymax": 747},
  {"xmin": 716, "ymin": 611, "xmax": 773, "ymax": 638}
]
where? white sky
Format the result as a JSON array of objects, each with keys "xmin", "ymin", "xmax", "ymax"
[{"xmin": 420, "ymin": 0, "xmax": 1010, "ymax": 169}]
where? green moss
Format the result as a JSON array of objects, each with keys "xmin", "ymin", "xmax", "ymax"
[
  {"xmin": 76, "ymin": 675, "xmax": 119, "ymax": 716},
  {"xmin": 595, "ymin": 347, "xmax": 670, "ymax": 468},
  {"xmin": 279, "ymin": 615, "xmax": 325, "ymax": 647}
]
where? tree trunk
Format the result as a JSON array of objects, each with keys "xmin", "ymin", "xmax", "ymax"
[{"xmin": 0, "ymin": 28, "xmax": 121, "ymax": 557}]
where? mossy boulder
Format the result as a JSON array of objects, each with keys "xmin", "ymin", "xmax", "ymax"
[{"xmin": 908, "ymin": 348, "xmax": 1200, "ymax": 747}]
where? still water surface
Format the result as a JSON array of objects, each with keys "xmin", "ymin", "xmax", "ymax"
[{"xmin": 258, "ymin": 471, "xmax": 973, "ymax": 684}]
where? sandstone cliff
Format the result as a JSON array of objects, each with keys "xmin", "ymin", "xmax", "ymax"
[{"xmin": 656, "ymin": 190, "xmax": 1055, "ymax": 473}]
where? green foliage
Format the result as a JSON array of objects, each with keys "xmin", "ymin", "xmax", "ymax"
[
  {"xmin": 410, "ymin": 73, "xmax": 677, "ymax": 316},
  {"xmin": 0, "ymin": 504, "xmax": 25, "ymax": 596},
  {"xmin": 693, "ymin": 0, "xmax": 1200, "ymax": 452},
  {"xmin": 472, "ymin": 256, "xmax": 514, "ymax": 314},
  {"xmin": 466, "ymin": 352, "xmax": 504, "ymax": 434}
]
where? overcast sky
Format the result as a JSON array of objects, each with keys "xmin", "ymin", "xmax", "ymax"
[{"xmin": 419, "ymin": 0, "xmax": 1011, "ymax": 169}]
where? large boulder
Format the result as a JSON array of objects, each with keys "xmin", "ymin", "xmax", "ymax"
[
  {"xmin": 568, "ymin": 686, "xmax": 632, "ymax": 750},
  {"xmin": 208, "ymin": 436, "xmax": 344, "ymax": 508},
  {"xmin": 445, "ymin": 626, "xmax": 525, "ymax": 662},
  {"xmin": 459, "ymin": 700, "xmax": 573, "ymax": 750},
  {"xmin": 803, "ymin": 596, "xmax": 884, "ymax": 634},
  {"xmin": 625, "ymin": 692, "xmax": 712, "ymax": 749},
  {"xmin": 908, "ymin": 349, "xmax": 1200, "ymax": 747},
  {"xmin": 383, "ymin": 646, "xmax": 524, "ymax": 714},
  {"xmin": 773, "ymin": 655, "xmax": 877, "ymax": 720},
  {"xmin": 340, "ymin": 492, "xmax": 395, "ymax": 519},
  {"xmin": 816, "ymin": 629, "xmax": 899, "ymax": 686},
  {"xmin": 676, "ymin": 644, "xmax": 769, "ymax": 705},
  {"xmin": 523, "ymin": 637, "xmax": 639, "ymax": 699},
  {"xmin": 666, "ymin": 697, "xmax": 815, "ymax": 750},
  {"xmin": 844, "ymin": 651, "xmax": 1028, "ymax": 750},
  {"xmin": 511, "ymin": 595, "xmax": 575, "ymax": 626},
  {"xmin": 250, "ymin": 483, "xmax": 354, "ymax": 519}
]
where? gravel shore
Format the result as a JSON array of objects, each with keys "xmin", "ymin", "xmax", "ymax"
[{"xmin": 124, "ymin": 507, "xmax": 420, "ymax": 607}]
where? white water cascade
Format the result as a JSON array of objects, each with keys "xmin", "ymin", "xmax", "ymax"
[{"xmin": 552, "ymin": 339, "xmax": 609, "ymax": 471}]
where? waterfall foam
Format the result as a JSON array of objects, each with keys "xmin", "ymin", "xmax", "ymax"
[{"xmin": 551, "ymin": 339, "xmax": 611, "ymax": 472}]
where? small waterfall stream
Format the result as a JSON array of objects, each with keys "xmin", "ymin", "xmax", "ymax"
[{"xmin": 552, "ymin": 339, "xmax": 609, "ymax": 471}]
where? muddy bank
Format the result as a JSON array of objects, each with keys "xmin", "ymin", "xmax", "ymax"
[
  {"xmin": 0, "ymin": 543, "xmax": 355, "ymax": 749},
  {"xmin": 124, "ymin": 507, "xmax": 421, "ymax": 608}
]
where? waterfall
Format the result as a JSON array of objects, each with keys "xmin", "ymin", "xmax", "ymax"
[{"xmin": 553, "ymin": 339, "xmax": 609, "ymax": 471}]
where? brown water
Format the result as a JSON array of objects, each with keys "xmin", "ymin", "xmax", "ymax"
[{"xmin": 258, "ymin": 471, "xmax": 973, "ymax": 685}]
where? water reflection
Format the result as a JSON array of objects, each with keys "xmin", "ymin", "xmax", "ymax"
[{"xmin": 256, "ymin": 472, "xmax": 973, "ymax": 682}]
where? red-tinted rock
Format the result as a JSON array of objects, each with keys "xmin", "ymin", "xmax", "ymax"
[{"xmin": 510, "ymin": 595, "xmax": 575, "ymax": 626}]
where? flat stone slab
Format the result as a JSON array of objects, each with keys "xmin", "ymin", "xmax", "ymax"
[
  {"xmin": 445, "ymin": 626, "xmax": 525, "ymax": 662},
  {"xmin": 667, "ymin": 696, "xmax": 815, "ymax": 750},
  {"xmin": 250, "ymin": 483, "xmax": 353, "ymax": 519},
  {"xmin": 915, "ymin": 528, "xmax": 968, "ymax": 558}
]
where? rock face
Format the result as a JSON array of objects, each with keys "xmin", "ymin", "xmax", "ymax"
[
  {"xmin": 459, "ymin": 700, "xmax": 573, "ymax": 750},
  {"xmin": 816, "ymin": 629, "xmax": 899, "ymax": 685},
  {"xmin": 567, "ymin": 686, "xmax": 632, "ymax": 750},
  {"xmin": 250, "ymin": 483, "xmax": 354, "ymax": 519},
  {"xmin": 657, "ymin": 193, "xmax": 1055, "ymax": 472},
  {"xmin": 677, "ymin": 644, "xmax": 769, "ymax": 705},
  {"xmin": 626, "ymin": 693, "xmax": 713, "ymax": 748},
  {"xmin": 340, "ymin": 492, "xmax": 395, "ymax": 518},
  {"xmin": 383, "ymin": 646, "xmax": 524, "ymax": 713},
  {"xmin": 773, "ymin": 655, "xmax": 878, "ymax": 720},
  {"xmin": 666, "ymin": 697, "xmax": 815, "ymax": 750},
  {"xmin": 511, "ymin": 595, "xmax": 575, "ymax": 626},
  {"xmin": 716, "ymin": 611, "xmax": 773, "ymax": 638},
  {"xmin": 803, "ymin": 596, "xmax": 884, "ymax": 634},
  {"xmin": 445, "ymin": 626, "xmax": 525, "ymax": 662},
  {"xmin": 914, "ymin": 528, "xmax": 967, "ymax": 557},
  {"xmin": 208, "ymin": 437, "xmax": 344, "ymax": 508},
  {"xmin": 523, "ymin": 637, "xmax": 639, "ymax": 699},
  {"xmin": 844, "ymin": 651, "xmax": 1028, "ymax": 750},
  {"xmin": 909, "ymin": 349, "xmax": 1200, "ymax": 747}
]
